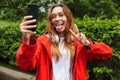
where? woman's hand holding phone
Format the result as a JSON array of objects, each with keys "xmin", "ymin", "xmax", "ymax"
[
  {"xmin": 20, "ymin": 4, "xmax": 38, "ymax": 44},
  {"xmin": 20, "ymin": 16, "xmax": 37, "ymax": 44}
]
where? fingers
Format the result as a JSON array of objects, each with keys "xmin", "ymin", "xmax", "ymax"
[
  {"xmin": 20, "ymin": 24, "xmax": 36, "ymax": 30},
  {"xmin": 21, "ymin": 19, "xmax": 36, "ymax": 26},
  {"xmin": 21, "ymin": 28, "xmax": 36, "ymax": 34},
  {"xmin": 80, "ymin": 33, "xmax": 90, "ymax": 46},
  {"xmin": 74, "ymin": 24, "xmax": 79, "ymax": 33},
  {"xmin": 20, "ymin": 16, "xmax": 37, "ymax": 44},
  {"xmin": 21, "ymin": 15, "xmax": 36, "ymax": 27},
  {"xmin": 69, "ymin": 29, "xmax": 90, "ymax": 46},
  {"xmin": 22, "ymin": 15, "xmax": 33, "ymax": 22},
  {"xmin": 20, "ymin": 16, "xmax": 37, "ymax": 34},
  {"xmin": 69, "ymin": 29, "xmax": 78, "ymax": 38}
]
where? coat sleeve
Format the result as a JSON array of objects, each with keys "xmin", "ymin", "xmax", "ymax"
[
  {"xmin": 85, "ymin": 41, "xmax": 112, "ymax": 61},
  {"xmin": 16, "ymin": 37, "xmax": 38, "ymax": 71}
]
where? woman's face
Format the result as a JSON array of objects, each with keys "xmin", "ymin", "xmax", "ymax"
[{"xmin": 51, "ymin": 6, "xmax": 67, "ymax": 33}]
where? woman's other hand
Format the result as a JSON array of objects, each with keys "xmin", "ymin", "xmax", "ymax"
[{"xmin": 69, "ymin": 29, "xmax": 90, "ymax": 47}]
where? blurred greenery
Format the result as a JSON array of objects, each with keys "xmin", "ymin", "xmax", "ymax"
[{"xmin": 0, "ymin": 0, "xmax": 120, "ymax": 21}]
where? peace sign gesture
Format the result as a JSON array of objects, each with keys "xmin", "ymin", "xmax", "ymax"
[{"xmin": 69, "ymin": 29, "xmax": 90, "ymax": 47}]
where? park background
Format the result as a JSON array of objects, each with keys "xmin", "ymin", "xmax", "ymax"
[{"xmin": 0, "ymin": 0, "xmax": 120, "ymax": 80}]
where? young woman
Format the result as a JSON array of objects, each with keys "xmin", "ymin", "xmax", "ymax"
[{"xmin": 16, "ymin": 3, "xmax": 112, "ymax": 80}]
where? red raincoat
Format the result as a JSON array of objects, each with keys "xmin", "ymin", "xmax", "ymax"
[{"xmin": 16, "ymin": 33, "xmax": 112, "ymax": 80}]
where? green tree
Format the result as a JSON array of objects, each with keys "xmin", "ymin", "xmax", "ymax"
[
  {"xmin": 0, "ymin": 0, "xmax": 61, "ymax": 21},
  {"xmin": 62, "ymin": 0, "xmax": 120, "ymax": 19}
]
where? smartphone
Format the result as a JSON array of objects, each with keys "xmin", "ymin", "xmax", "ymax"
[{"xmin": 27, "ymin": 3, "xmax": 38, "ymax": 31}]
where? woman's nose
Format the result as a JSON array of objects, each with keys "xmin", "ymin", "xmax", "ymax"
[{"xmin": 55, "ymin": 16, "xmax": 61, "ymax": 21}]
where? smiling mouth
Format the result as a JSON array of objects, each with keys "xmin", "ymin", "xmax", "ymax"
[{"xmin": 55, "ymin": 21, "xmax": 64, "ymax": 31}]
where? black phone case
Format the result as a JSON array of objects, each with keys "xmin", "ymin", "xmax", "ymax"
[{"xmin": 27, "ymin": 4, "xmax": 38, "ymax": 31}]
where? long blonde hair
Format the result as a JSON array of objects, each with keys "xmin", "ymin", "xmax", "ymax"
[{"xmin": 46, "ymin": 3, "xmax": 78, "ymax": 62}]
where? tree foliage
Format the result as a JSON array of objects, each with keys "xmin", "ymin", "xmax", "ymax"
[
  {"xmin": 0, "ymin": 0, "xmax": 120, "ymax": 20},
  {"xmin": 63, "ymin": 0, "xmax": 120, "ymax": 19},
  {"xmin": 0, "ymin": 0, "xmax": 60, "ymax": 21}
]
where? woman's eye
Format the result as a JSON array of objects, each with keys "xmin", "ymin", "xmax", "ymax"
[
  {"xmin": 59, "ymin": 14, "xmax": 63, "ymax": 17},
  {"xmin": 59, "ymin": 13, "xmax": 64, "ymax": 17},
  {"xmin": 51, "ymin": 15, "xmax": 56, "ymax": 19}
]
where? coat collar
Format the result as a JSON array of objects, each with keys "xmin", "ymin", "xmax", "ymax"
[
  {"xmin": 38, "ymin": 33, "xmax": 52, "ymax": 61},
  {"xmin": 38, "ymin": 33, "xmax": 83, "ymax": 63}
]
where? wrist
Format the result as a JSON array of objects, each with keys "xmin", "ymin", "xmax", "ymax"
[{"xmin": 22, "ymin": 33, "xmax": 30, "ymax": 44}]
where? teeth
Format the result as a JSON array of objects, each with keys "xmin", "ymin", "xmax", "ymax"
[
  {"xmin": 56, "ymin": 21, "xmax": 63, "ymax": 26},
  {"xmin": 55, "ymin": 21, "xmax": 64, "ymax": 31},
  {"xmin": 56, "ymin": 24, "xmax": 62, "ymax": 26}
]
